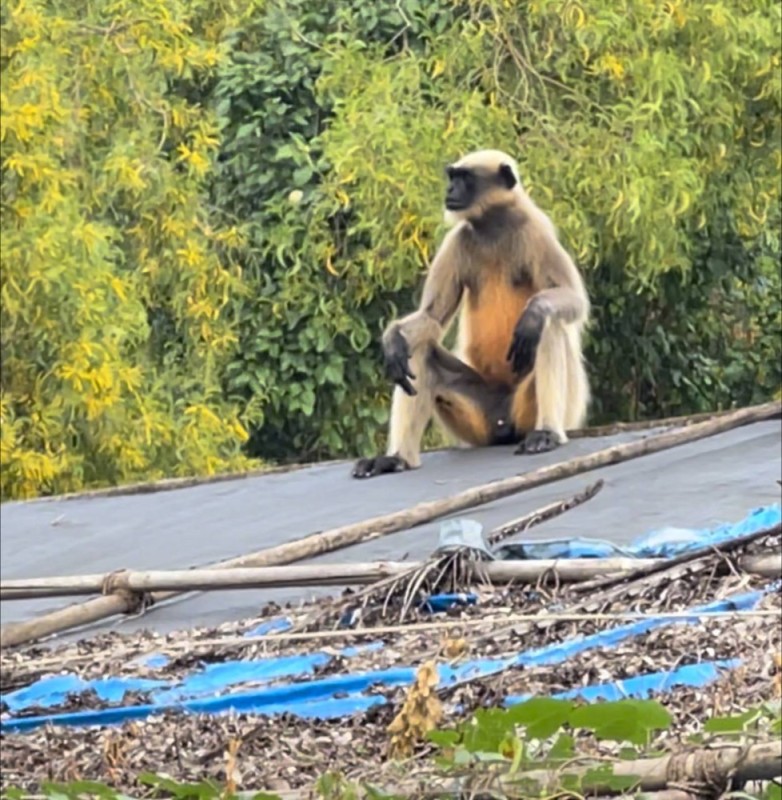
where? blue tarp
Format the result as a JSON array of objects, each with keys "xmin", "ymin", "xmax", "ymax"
[
  {"xmin": 506, "ymin": 659, "xmax": 741, "ymax": 706},
  {"xmin": 495, "ymin": 503, "xmax": 781, "ymax": 560},
  {"xmin": 2, "ymin": 504, "xmax": 779, "ymax": 734}
]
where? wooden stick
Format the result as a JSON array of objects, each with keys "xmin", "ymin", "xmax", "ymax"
[
  {"xmin": 2, "ymin": 480, "xmax": 604, "ymax": 601},
  {"xmin": 5, "ymin": 607, "xmax": 779, "ymax": 680},
  {"xmin": 487, "ymin": 479, "xmax": 604, "ymax": 544},
  {"xmin": 258, "ymin": 740, "xmax": 782, "ymax": 799},
  {"xmin": 1, "ymin": 400, "xmax": 778, "ymax": 649},
  {"xmin": 482, "ymin": 739, "xmax": 782, "ymax": 797},
  {"xmin": 2, "ymin": 551, "xmax": 779, "ymax": 601},
  {"xmin": 0, "ymin": 481, "xmax": 605, "ymax": 600},
  {"xmin": 0, "ymin": 563, "xmax": 411, "ymax": 598},
  {"xmin": 566, "ymin": 407, "xmax": 739, "ymax": 439},
  {"xmin": 740, "ymin": 552, "xmax": 782, "ymax": 577}
]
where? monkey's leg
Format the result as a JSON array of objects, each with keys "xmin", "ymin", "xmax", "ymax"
[
  {"xmin": 428, "ymin": 346, "xmax": 516, "ymax": 447},
  {"xmin": 512, "ymin": 322, "xmax": 573, "ymax": 455},
  {"xmin": 352, "ymin": 343, "xmax": 439, "ymax": 479},
  {"xmin": 352, "ymin": 345, "xmax": 512, "ymax": 479},
  {"xmin": 433, "ymin": 393, "xmax": 500, "ymax": 447}
]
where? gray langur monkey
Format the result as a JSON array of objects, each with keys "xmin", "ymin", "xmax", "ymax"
[{"xmin": 352, "ymin": 148, "xmax": 590, "ymax": 479}]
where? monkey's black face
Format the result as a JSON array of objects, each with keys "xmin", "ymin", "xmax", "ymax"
[
  {"xmin": 444, "ymin": 167, "xmax": 477, "ymax": 211},
  {"xmin": 444, "ymin": 163, "xmax": 518, "ymax": 212}
]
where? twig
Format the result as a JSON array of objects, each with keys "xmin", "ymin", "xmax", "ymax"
[
  {"xmin": 488, "ymin": 479, "xmax": 604, "ymax": 544},
  {"xmin": 299, "ymin": 482, "xmax": 606, "ymax": 631},
  {"xmin": 473, "ymin": 531, "xmax": 782, "ymax": 648},
  {"xmin": 567, "ymin": 408, "xmax": 743, "ymax": 439}
]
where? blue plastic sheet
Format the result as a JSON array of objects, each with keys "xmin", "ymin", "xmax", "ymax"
[
  {"xmin": 496, "ymin": 503, "xmax": 780, "ymax": 561},
  {"xmin": 2, "ymin": 585, "xmax": 770, "ymax": 733},
  {"xmin": 495, "ymin": 538, "xmax": 634, "ymax": 561},
  {"xmin": 505, "ymin": 659, "xmax": 741, "ymax": 706},
  {"xmin": 2, "ymin": 505, "xmax": 778, "ymax": 734},
  {"xmin": 2, "ymin": 674, "xmax": 169, "ymax": 713},
  {"xmin": 2, "ymin": 642, "xmax": 383, "ymax": 714},
  {"xmin": 420, "ymin": 593, "xmax": 478, "ymax": 613},
  {"xmin": 244, "ymin": 617, "xmax": 293, "ymax": 638},
  {"xmin": 630, "ymin": 504, "xmax": 780, "ymax": 558}
]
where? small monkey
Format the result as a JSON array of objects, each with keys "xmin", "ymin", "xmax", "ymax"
[{"xmin": 353, "ymin": 149, "xmax": 590, "ymax": 479}]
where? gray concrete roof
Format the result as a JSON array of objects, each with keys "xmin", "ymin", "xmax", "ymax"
[{"xmin": 1, "ymin": 419, "xmax": 780, "ymax": 641}]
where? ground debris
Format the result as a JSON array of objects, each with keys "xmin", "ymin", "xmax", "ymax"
[{"xmin": 1, "ymin": 536, "xmax": 780, "ymax": 793}]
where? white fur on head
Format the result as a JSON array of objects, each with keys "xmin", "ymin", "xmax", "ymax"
[
  {"xmin": 454, "ymin": 149, "xmax": 521, "ymax": 184},
  {"xmin": 442, "ymin": 148, "xmax": 524, "ymax": 226}
]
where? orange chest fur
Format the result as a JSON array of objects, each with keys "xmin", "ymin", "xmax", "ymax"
[{"xmin": 460, "ymin": 272, "xmax": 532, "ymax": 388}]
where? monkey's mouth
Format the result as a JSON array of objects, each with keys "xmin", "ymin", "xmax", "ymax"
[{"xmin": 445, "ymin": 199, "xmax": 468, "ymax": 211}]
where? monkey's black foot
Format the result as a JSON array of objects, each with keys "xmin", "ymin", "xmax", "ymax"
[
  {"xmin": 351, "ymin": 454, "xmax": 410, "ymax": 479},
  {"xmin": 514, "ymin": 429, "xmax": 561, "ymax": 455}
]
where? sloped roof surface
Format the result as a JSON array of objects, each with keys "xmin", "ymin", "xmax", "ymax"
[{"xmin": 1, "ymin": 420, "xmax": 780, "ymax": 639}]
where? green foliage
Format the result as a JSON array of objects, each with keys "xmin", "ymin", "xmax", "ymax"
[
  {"xmin": 425, "ymin": 698, "xmax": 781, "ymax": 795},
  {"xmin": 209, "ymin": 0, "xmax": 458, "ymax": 461},
  {"xmin": 0, "ymin": 0, "xmax": 254, "ymax": 499},
  {"xmin": 428, "ymin": 697, "xmax": 673, "ymax": 768},
  {"xmin": 703, "ymin": 700, "xmax": 782, "ymax": 738},
  {"xmin": 568, "ymin": 698, "xmax": 672, "ymax": 745},
  {"xmin": 312, "ymin": 0, "xmax": 782, "ymax": 435},
  {"xmin": 2, "ymin": 0, "xmax": 780, "ymax": 495},
  {"xmin": 209, "ymin": 0, "xmax": 782, "ymax": 462},
  {"xmin": 8, "ymin": 700, "xmax": 779, "ymax": 799}
]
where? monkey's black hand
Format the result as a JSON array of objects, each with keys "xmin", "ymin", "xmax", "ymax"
[
  {"xmin": 383, "ymin": 328, "xmax": 417, "ymax": 396},
  {"xmin": 506, "ymin": 302, "xmax": 545, "ymax": 377},
  {"xmin": 352, "ymin": 455, "xmax": 409, "ymax": 479}
]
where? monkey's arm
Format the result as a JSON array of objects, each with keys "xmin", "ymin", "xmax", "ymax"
[
  {"xmin": 382, "ymin": 229, "xmax": 465, "ymax": 395},
  {"xmin": 507, "ymin": 246, "xmax": 589, "ymax": 375},
  {"xmin": 527, "ymin": 285, "xmax": 589, "ymax": 325}
]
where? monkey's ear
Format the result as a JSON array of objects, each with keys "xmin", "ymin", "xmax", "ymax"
[{"xmin": 498, "ymin": 163, "xmax": 517, "ymax": 189}]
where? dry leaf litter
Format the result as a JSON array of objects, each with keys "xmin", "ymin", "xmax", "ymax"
[{"xmin": 1, "ymin": 532, "xmax": 780, "ymax": 793}]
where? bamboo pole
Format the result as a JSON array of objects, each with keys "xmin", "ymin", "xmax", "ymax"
[
  {"xmin": 0, "ymin": 563, "xmax": 410, "ymax": 597},
  {"xmin": 1, "ymin": 400, "xmax": 778, "ymax": 649},
  {"xmin": 566, "ymin": 407, "xmax": 739, "ymax": 439},
  {"xmin": 476, "ymin": 739, "xmax": 782, "ymax": 797},
  {"xmin": 2, "ymin": 551, "xmax": 779, "ymax": 600},
  {"xmin": 262, "ymin": 740, "xmax": 782, "ymax": 799},
  {"xmin": 487, "ymin": 478, "xmax": 604, "ymax": 544},
  {"xmin": 2, "ymin": 482, "xmax": 609, "ymax": 601}
]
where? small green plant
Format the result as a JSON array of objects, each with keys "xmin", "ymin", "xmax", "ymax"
[{"xmin": 6, "ymin": 700, "xmax": 778, "ymax": 799}]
